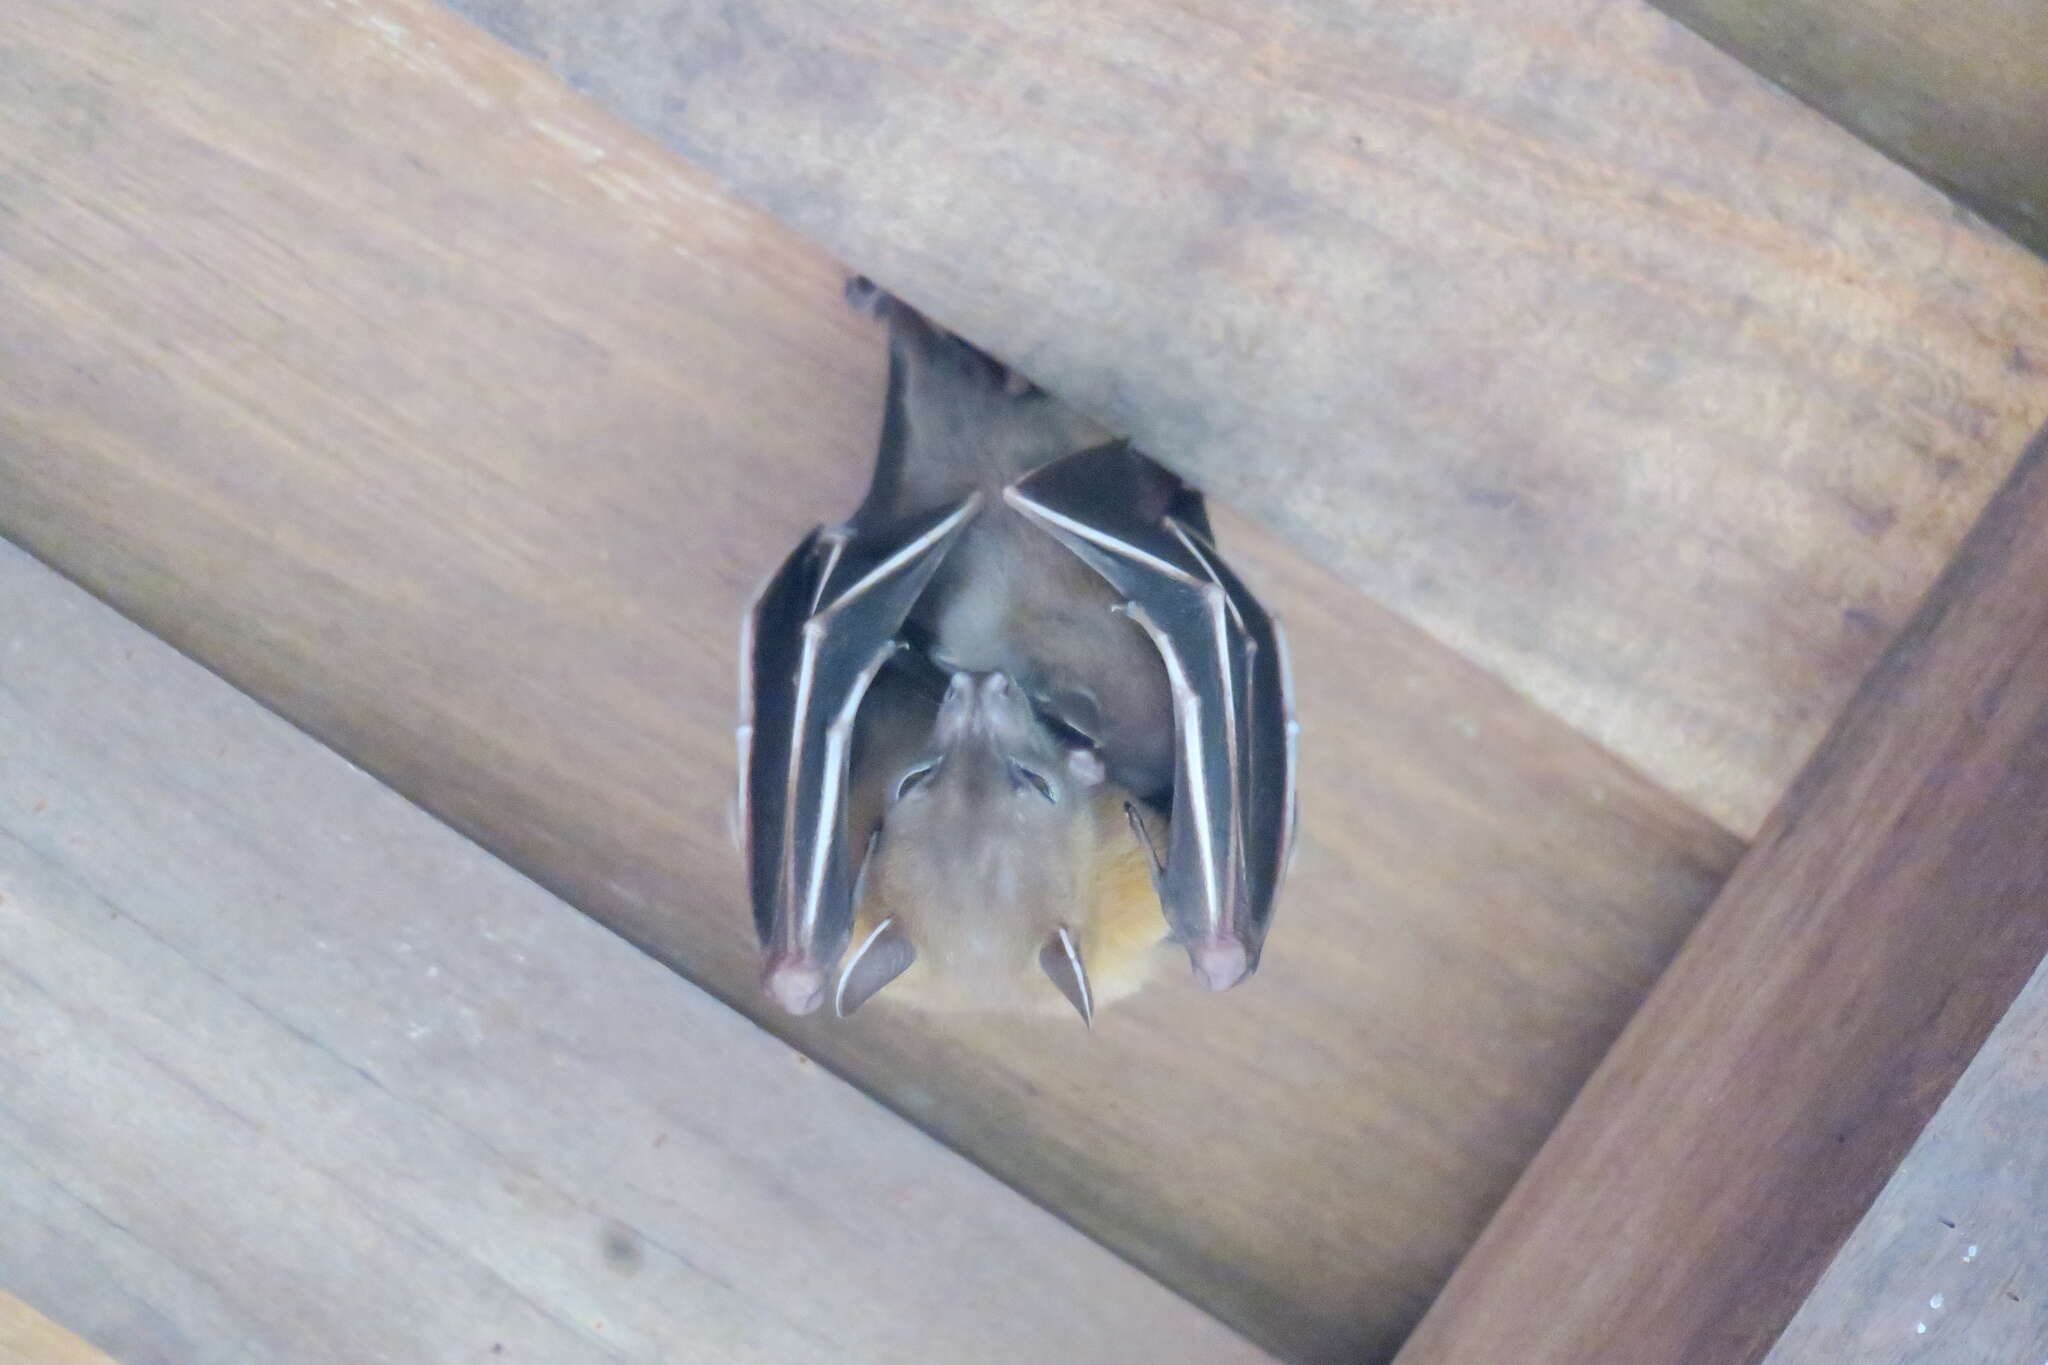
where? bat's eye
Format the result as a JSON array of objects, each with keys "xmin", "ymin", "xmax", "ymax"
[
  {"xmin": 1009, "ymin": 761, "xmax": 1058, "ymax": 804},
  {"xmin": 894, "ymin": 763, "xmax": 937, "ymax": 801}
]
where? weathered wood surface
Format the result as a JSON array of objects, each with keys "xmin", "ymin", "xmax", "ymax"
[
  {"xmin": 443, "ymin": 0, "xmax": 2048, "ymax": 836},
  {"xmin": 0, "ymin": 539, "xmax": 1270, "ymax": 1365},
  {"xmin": 0, "ymin": 3, "xmax": 1743, "ymax": 1360},
  {"xmin": 1654, "ymin": 0, "xmax": 2048, "ymax": 259},
  {"xmin": 0, "ymin": 1293, "xmax": 115, "ymax": 1365},
  {"xmin": 1396, "ymin": 426, "xmax": 2048, "ymax": 1364},
  {"xmin": 1764, "ymin": 953, "xmax": 2048, "ymax": 1363}
]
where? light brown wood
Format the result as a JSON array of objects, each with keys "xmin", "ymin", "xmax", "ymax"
[
  {"xmin": 446, "ymin": 0, "xmax": 2048, "ymax": 836},
  {"xmin": 0, "ymin": 3, "xmax": 1741, "ymax": 1359},
  {"xmin": 1653, "ymin": 0, "xmax": 2048, "ymax": 258},
  {"xmin": 1764, "ymin": 953, "xmax": 2048, "ymax": 1362},
  {"xmin": 0, "ymin": 539, "xmax": 1268, "ymax": 1365},
  {"xmin": 1396, "ymin": 426, "xmax": 2048, "ymax": 1365},
  {"xmin": 0, "ymin": 1293, "xmax": 115, "ymax": 1365}
]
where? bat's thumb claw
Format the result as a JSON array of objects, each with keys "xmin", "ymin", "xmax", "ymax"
[
  {"xmin": 1188, "ymin": 936, "xmax": 1250, "ymax": 992},
  {"xmin": 763, "ymin": 954, "xmax": 829, "ymax": 1016}
]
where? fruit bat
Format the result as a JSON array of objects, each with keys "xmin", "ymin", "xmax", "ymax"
[{"xmin": 737, "ymin": 279, "xmax": 1298, "ymax": 1022}]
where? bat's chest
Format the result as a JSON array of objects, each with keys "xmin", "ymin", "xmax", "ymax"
[{"xmin": 923, "ymin": 515, "xmax": 1119, "ymax": 671}]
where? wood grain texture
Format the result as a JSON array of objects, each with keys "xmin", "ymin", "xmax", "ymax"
[
  {"xmin": 0, "ymin": 1293, "xmax": 115, "ymax": 1365},
  {"xmin": 1653, "ymin": 0, "xmax": 2048, "ymax": 259},
  {"xmin": 1764, "ymin": 953, "xmax": 2048, "ymax": 1363},
  {"xmin": 442, "ymin": 0, "xmax": 2048, "ymax": 836},
  {"xmin": 1397, "ymin": 425, "xmax": 2048, "ymax": 1365},
  {"xmin": 0, "ymin": 3, "xmax": 1741, "ymax": 1360},
  {"xmin": 0, "ymin": 540, "xmax": 1269, "ymax": 1365}
]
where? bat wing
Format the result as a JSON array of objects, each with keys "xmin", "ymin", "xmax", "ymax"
[
  {"xmin": 739, "ymin": 494, "xmax": 980, "ymax": 1013},
  {"xmin": 1005, "ymin": 444, "xmax": 1298, "ymax": 990}
]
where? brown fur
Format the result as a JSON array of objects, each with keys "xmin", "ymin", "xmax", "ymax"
[{"xmin": 852, "ymin": 784, "xmax": 1171, "ymax": 1016}]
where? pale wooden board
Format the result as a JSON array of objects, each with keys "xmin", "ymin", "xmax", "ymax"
[
  {"xmin": 440, "ymin": 0, "xmax": 2048, "ymax": 837},
  {"xmin": 1396, "ymin": 430, "xmax": 2048, "ymax": 1363},
  {"xmin": 0, "ymin": 4, "xmax": 1743, "ymax": 1360},
  {"xmin": 1654, "ymin": 0, "xmax": 2048, "ymax": 258},
  {"xmin": 1765, "ymin": 955, "xmax": 2048, "ymax": 1362},
  {"xmin": 0, "ymin": 538, "xmax": 1268, "ymax": 1365},
  {"xmin": 0, "ymin": 1293, "xmax": 115, "ymax": 1365}
]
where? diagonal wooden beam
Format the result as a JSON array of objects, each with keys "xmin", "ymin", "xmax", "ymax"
[
  {"xmin": 1398, "ymin": 422, "xmax": 2048, "ymax": 1363},
  {"xmin": 1762, "ymin": 945, "xmax": 2048, "ymax": 1359}
]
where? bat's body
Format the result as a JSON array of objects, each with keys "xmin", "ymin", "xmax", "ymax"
[
  {"xmin": 847, "ymin": 670, "xmax": 1172, "ymax": 1017},
  {"xmin": 739, "ymin": 281, "xmax": 1297, "ymax": 1021},
  {"xmin": 851, "ymin": 291, "xmax": 1177, "ymax": 802}
]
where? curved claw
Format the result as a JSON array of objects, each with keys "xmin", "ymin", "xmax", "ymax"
[
  {"xmin": 1005, "ymin": 444, "xmax": 1297, "ymax": 987},
  {"xmin": 740, "ymin": 494, "xmax": 981, "ymax": 1007}
]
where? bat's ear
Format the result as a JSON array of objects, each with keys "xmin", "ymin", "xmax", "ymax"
[
  {"xmin": 1038, "ymin": 925, "xmax": 1094, "ymax": 1027},
  {"xmin": 834, "ymin": 918, "xmax": 916, "ymax": 1017}
]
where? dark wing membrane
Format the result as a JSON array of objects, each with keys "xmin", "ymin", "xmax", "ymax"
[
  {"xmin": 1005, "ymin": 445, "xmax": 1297, "ymax": 989},
  {"xmin": 739, "ymin": 525, "xmax": 829, "ymax": 948},
  {"xmin": 740, "ymin": 495, "xmax": 980, "ymax": 1009},
  {"xmin": 1167, "ymin": 520, "xmax": 1299, "ymax": 959}
]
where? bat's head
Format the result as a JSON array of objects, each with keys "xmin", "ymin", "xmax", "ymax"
[{"xmin": 836, "ymin": 670, "xmax": 1115, "ymax": 1021}]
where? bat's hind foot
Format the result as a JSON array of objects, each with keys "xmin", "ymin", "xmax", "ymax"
[
  {"xmin": 844, "ymin": 274, "xmax": 893, "ymax": 319},
  {"xmin": 844, "ymin": 274, "xmax": 1037, "ymax": 397}
]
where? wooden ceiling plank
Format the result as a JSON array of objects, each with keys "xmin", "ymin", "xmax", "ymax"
[
  {"xmin": 1398, "ymin": 424, "xmax": 2048, "ymax": 1363},
  {"xmin": 445, "ymin": 0, "xmax": 2048, "ymax": 835},
  {"xmin": 0, "ymin": 537, "xmax": 1268, "ymax": 1365},
  {"xmin": 0, "ymin": 3, "xmax": 1742, "ymax": 1357}
]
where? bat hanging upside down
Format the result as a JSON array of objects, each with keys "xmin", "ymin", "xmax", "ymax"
[{"xmin": 736, "ymin": 280, "xmax": 1298, "ymax": 1023}]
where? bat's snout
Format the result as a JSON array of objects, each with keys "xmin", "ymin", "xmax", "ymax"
[{"xmin": 937, "ymin": 669, "xmax": 1034, "ymax": 742}]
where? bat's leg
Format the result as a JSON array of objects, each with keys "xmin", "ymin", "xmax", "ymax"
[{"xmin": 846, "ymin": 275, "xmax": 1034, "ymax": 402}]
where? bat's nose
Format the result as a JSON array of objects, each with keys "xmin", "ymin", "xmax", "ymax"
[
  {"xmin": 936, "ymin": 670, "xmax": 978, "ymax": 739},
  {"xmin": 939, "ymin": 670, "xmax": 1031, "ymax": 739},
  {"xmin": 974, "ymin": 671, "xmax": 1035, "ymax": 731}
]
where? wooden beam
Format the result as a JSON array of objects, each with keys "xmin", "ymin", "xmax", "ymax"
[
  {"xmin": 0, "ymin": 4, "xmax": 1741, "ymax": 1358},
  {"xmin": 1763, "ymin": 951, "xmax": 2048, "ymax": 1360},
  {"xmin": 444, "ymin": 0, "xmax": 2048, "ymax": 835},
  {"xmin": 0, "ymin": 539, "xmax": 1266, "ymax": 1365},
  {"xmin": 1397, "ymin": 424, "xmax": 2048, "ymax": 1363}
]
